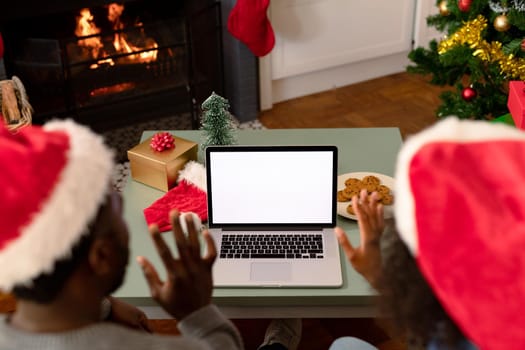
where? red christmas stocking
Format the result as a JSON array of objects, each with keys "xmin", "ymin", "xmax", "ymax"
[{"xmin": 227, "ymin": 0, "xmax": 275, "ymax": 57}]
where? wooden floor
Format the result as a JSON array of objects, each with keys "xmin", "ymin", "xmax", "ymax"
[
  {"xmin": 0, "ymin": 72, "xmax": 445, "ymax": 349},
  {"xmin": 259, "ymin": 71, "xmax": 448, "ymax": 140}
]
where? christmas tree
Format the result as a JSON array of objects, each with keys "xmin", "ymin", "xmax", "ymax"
[
  {"xmin": 200, "ymin": 92, "xmax": 237, "ymax": 150},
  {"xmin": 407, "ymin": 0, "xmax": 525, "ymax": 120}
]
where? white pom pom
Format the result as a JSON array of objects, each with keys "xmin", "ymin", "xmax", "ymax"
[{"xmin": 178, "ymin": 161, "xmax": 206, "ymax": 192}]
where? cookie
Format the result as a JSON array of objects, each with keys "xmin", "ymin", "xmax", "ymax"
[
  {"xmin": 377, "ymin": 184, "xmax": 391, "ymax": 195},
  {"xmin": 364, "ymin": 183, "xmax": 377, "ymax": 193},
  {"xmin": 343, "ymin": 186, "xmax": 359, "ymax": 199},
  {"xmin": 380, "ymin": 193, "xmax": 394, "ymax": 205},
  {"xmin": 362, "ymin": 175, "xmax": 380, "ymax": 186},
  {"xmin": 344, "ymin": 178, "xmax": 362, "ymax": 187},
  {"xmin": 337, "ymin": 190, "xmax": 350, "ymax": 202},
  {"xmin": 346, "ymin": 203, "xmax": 355, "ymax": 215}
]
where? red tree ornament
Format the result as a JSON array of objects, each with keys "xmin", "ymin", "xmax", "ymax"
[
  {"xmin": 458, "ymin": 0, "xmax": 472, "ymax": 12},
  {"xmin": 461, "ymin": 86, "xmax": 477, "ymax": 102},
  {"xmin": 150, "ymin": 132, "xmax": 175, "ymax": 152},
  {"xmin": 520, "ymin": 38, "xmax": 525, "ymax": 52}
]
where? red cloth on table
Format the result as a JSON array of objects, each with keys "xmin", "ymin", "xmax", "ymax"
[{"xmin": 143, "ymin": 180, "xmax": 207, "ymax": 232}]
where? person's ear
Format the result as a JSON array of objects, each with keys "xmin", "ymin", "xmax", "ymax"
[{"xmin": 87, "ymin": 237, "xmax": 116, "ymax": 276}]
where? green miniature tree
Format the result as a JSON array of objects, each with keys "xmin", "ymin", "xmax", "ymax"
[
  {"xmin": 407, "ymin": 0, "xmax": 525, "ymax": 120},
  {"xmin": 200, "ymin": 92, "xmax": 237, "ymax": 150}
]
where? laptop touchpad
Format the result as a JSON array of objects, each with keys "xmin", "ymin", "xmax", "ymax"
[{"xmin": 250, "ymin": 262, "xmax": 292, "ymax": 281}]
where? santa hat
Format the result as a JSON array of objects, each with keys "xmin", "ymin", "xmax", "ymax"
[
  {"xmin": 0, "ymin": 119, "xmax": 114, "ymax": 292},
  {"xmin": 394, "ymin": 116, "xmax": 525, "ymax": 349},
  {"xmin": 143, "ymin": 161, "xmax": 206, "ymax": 232}
]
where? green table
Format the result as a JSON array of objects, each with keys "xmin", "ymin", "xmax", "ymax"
[{"xmin": 114, "ymin": 128, "xmax": 403, "ymax": 318}]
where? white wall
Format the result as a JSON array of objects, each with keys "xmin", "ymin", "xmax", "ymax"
[{"xmin": 260, "ymin": 0, "xmax": 441, "ymax": 110}]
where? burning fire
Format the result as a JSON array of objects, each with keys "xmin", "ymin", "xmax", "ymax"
[{"xmin": 75, "ymin": 3, "xmax": 158, "ymax": 69}]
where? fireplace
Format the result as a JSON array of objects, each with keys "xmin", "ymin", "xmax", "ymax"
[{"xmin": 0, "ymin": 0, "xmax": 224, "ymax": 132}]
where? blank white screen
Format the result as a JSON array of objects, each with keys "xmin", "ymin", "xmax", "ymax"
[{"xmin": 209, "ymin": 150, "xmax": 334, "ymax": 224}]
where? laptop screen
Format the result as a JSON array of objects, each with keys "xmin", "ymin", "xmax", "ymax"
[{"xmin": 206, "ymin": 145, "xmax": 338, "ymax": 229}]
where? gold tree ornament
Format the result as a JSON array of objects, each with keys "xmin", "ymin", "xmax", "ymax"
[
  {"xmin": 494, "ymin": 13, "xmax": 511, "ymax": 32},
  {"xmin": 439, "ymin": 0, "xmax": 451, "ymax": 15},
  {"xmin": 438, "ymin": 15, "xmax": 525, "ymax": 80}
]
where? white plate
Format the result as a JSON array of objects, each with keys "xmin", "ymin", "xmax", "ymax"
[{"xmin": 337, "ymin": 172, "xmax": 395, "ymax": 220}]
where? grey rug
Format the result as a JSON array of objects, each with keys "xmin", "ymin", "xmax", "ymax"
[{"xmin": 106, "ymin": 113, "xmax": 267, "ymax": 191}]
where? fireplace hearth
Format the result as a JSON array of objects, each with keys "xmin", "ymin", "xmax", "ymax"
[{"xmin": 0, "ymin": 0, "xmax": 224, "ymax": 132}]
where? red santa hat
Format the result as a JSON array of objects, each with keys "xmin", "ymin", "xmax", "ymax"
[
  {"xmin": 394, "ymin": 116, "xmax": 525, "ymax": 349},
  {"xmin": 0, "ymin": 119, "xmax": 114, "ymax": 292},
  {"xmin": 143, "ymin": 160, "xmax": 207, "ymax": 232}
]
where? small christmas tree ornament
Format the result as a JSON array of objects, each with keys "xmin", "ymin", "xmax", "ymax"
[
  {"xmin": 458, "ymin": 0, "xmax": 473, "ymax": 12},
  {"xmin": 521, "ymin": 38, "xmax": 525, "ymax": 52},
  {"xmin": 461, "ymin": 86, "xmax": 477, "ymax": 102},
  {"xmin": 200, "ymin": 92, "xmax": 237, "ymax": 151},
  {"xmin": 150, "ymin": 131, "xmax": 175, "ymax": 152},
  {"xmin": 439, "ymin": 0, "xmax": 451, "ymax": 16},
  {"xmin": 494, "ymin": 13, "xmax": 511, "ymax": 32}
]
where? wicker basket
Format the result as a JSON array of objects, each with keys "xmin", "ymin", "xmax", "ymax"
[{"xmin": 0, "ymin": 76, "xmax": 32, "ymax": 133}]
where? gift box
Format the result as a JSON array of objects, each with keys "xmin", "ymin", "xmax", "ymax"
[
  {"xmin": 508, "ymin": 81, "xmax": 525, "ymax": 130},
  {"xmin": 127, "ymin": 134, "xmax": 198, "ymax": 192}
]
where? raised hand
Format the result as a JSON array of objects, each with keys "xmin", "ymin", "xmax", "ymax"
[
  {"xmin": 137, "ymin": 210, "xmax": 217, "ymax": 320},
  {"xmin": 335, "ymin": 189, "xmax": 385, "ymax": 289}
]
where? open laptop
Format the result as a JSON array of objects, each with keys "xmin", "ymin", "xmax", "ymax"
[{"xmin": 205, "ymin": 145, "xmax": 342, "ymax": 287}]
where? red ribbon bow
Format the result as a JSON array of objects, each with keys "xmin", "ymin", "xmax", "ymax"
[{"xmin": 150, "ymin": 132, "xmax": 175, "ymax": 152}]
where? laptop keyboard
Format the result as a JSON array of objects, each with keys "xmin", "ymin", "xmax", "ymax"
[{"xmin": 219, "ymin": 233, "xmax": 324, "ymax": 259}]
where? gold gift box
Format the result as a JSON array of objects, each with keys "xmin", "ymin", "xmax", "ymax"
[{"xmin": 127, "ymin": 134, "xmax": 198, "ymax": 192}]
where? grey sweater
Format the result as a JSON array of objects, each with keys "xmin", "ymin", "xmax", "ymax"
[{"xmin": 0, "ymin": 304, "xmax": 244, "ymax": 349}]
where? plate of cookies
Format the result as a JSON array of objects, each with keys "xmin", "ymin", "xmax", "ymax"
[{"xmin": 336, "ymin": 172, "xmax": 395, "ymax": 220}]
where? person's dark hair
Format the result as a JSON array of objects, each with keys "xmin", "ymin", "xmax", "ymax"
[
  {"xmin": 377, "ymin": 222, "xmax": 464, "ymax": 348},
  {"xmin": 13, "ymin": 230, "xmax": 95, "ymax": 303}
]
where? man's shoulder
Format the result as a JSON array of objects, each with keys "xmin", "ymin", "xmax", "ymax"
[
  {"xmin": 0, "ymin": 317, "xmax": 191, "ymax": 350},
  {"xmin": 79, "ymin": 323, "xmax": 189, "ymax": 348}
]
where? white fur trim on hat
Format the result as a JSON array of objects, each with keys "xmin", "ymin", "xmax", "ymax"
[
  {"xmin": 394, "ymin": 116, "xmax": 525, "ymax": 256},
  {"xmin": 177, "ymin": 160, "xmax": 206, "ymax": 192},
  {"xmin": 0, "ymin": 119, "xmax": 114, "ymax": 291}
]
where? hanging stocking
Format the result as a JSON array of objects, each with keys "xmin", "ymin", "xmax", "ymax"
[{"xmin": 227, "ymin": 0, "xmax": 275, "ymax": 57}]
